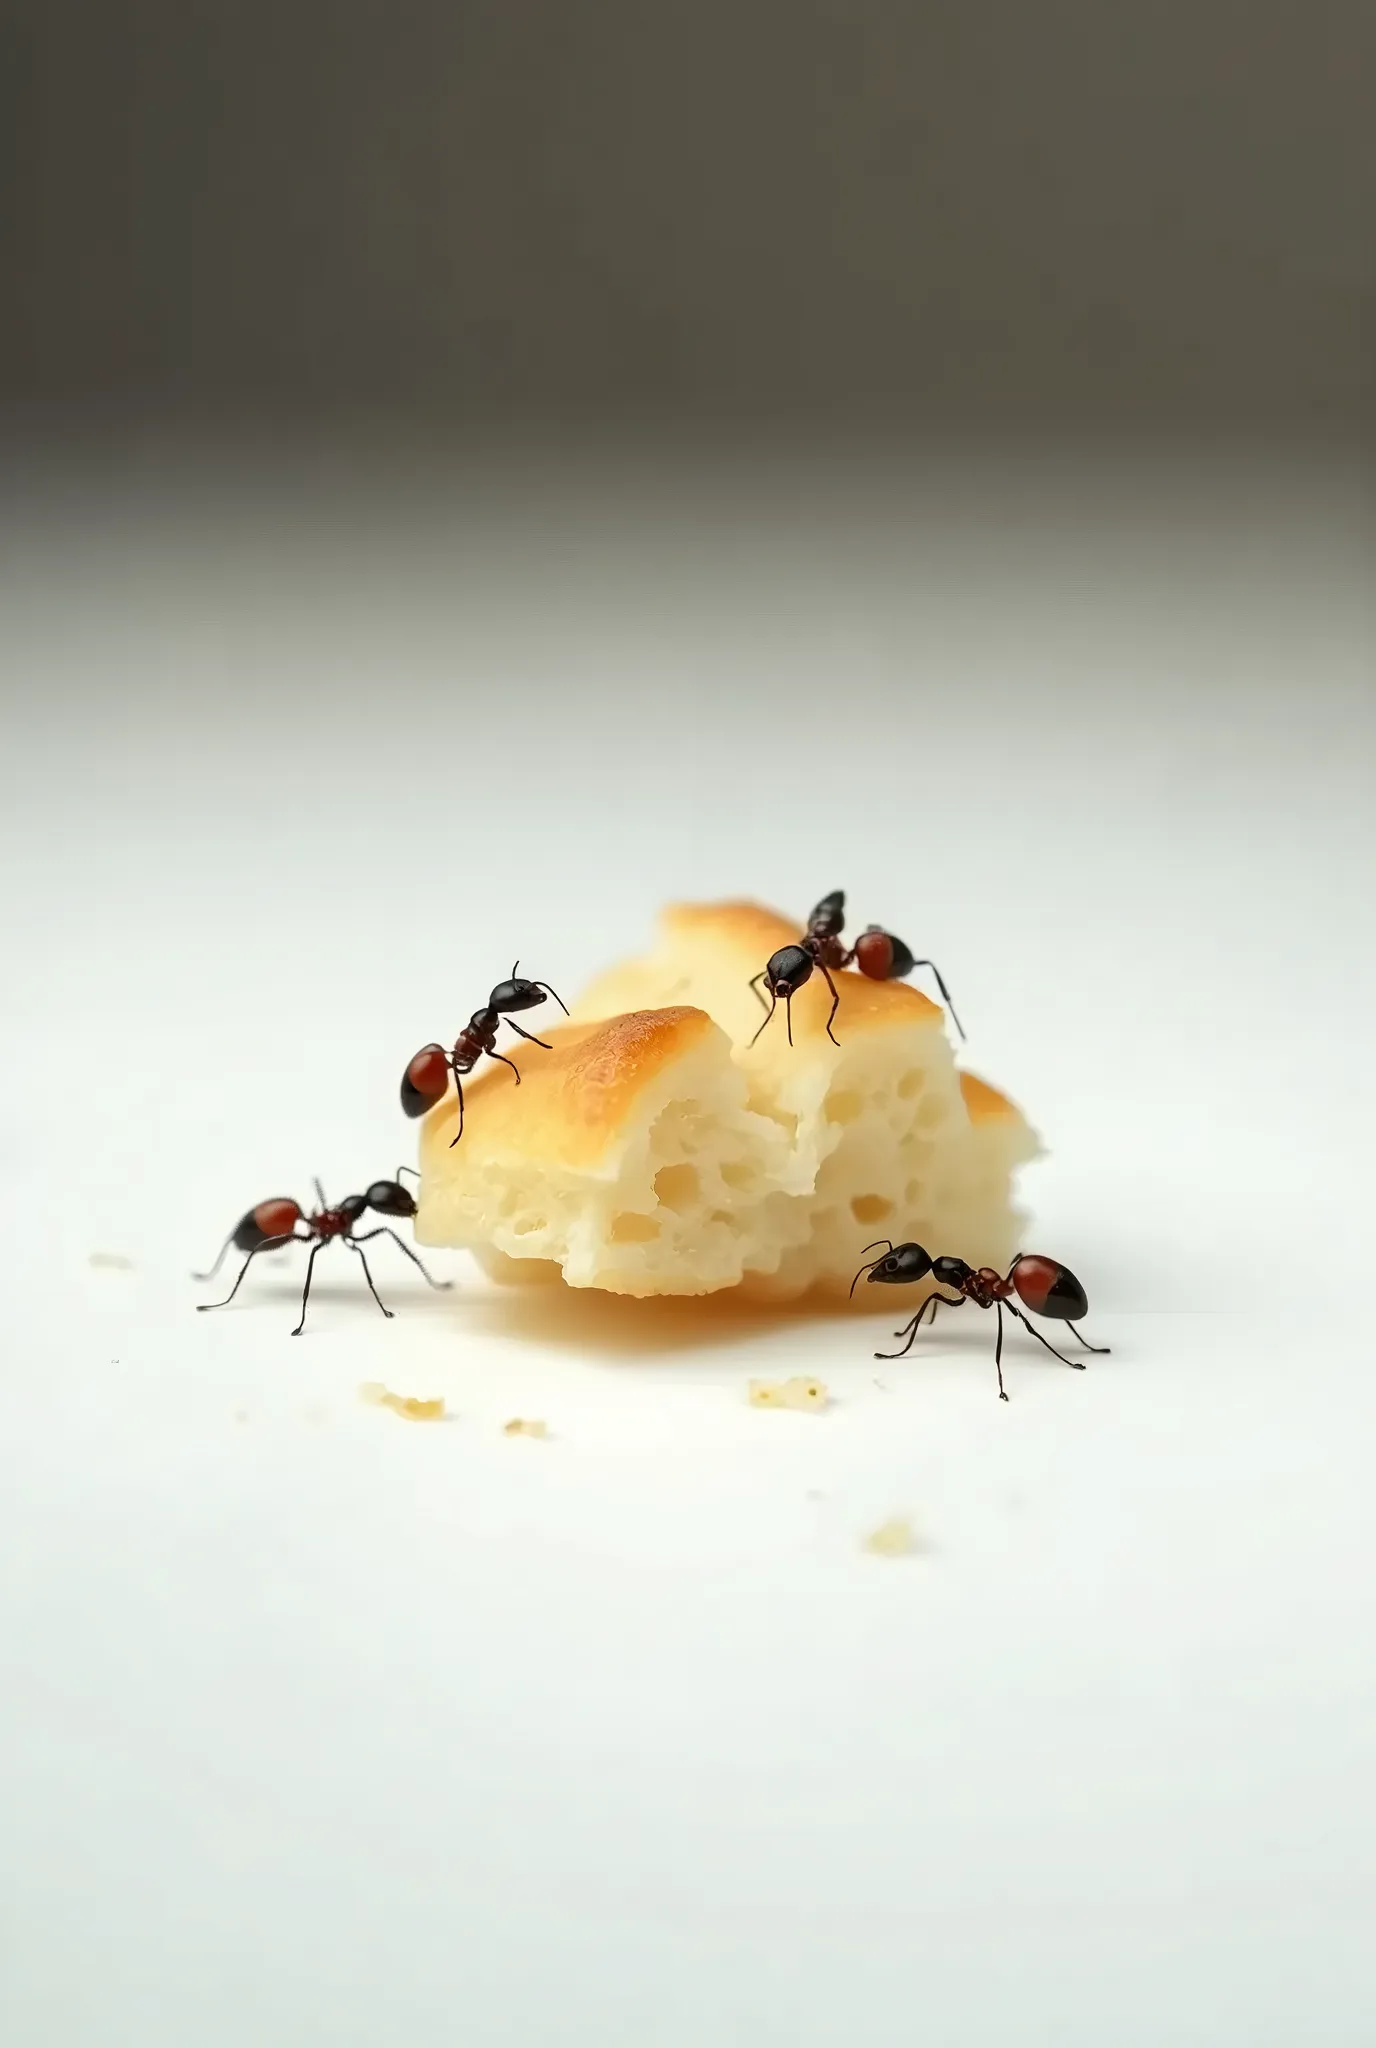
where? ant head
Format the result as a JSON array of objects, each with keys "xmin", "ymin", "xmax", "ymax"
[
  {"xmin": 488, "ymin": 975, "xmax": 543, "ymax": 1013},
  {"xmin": 932, "ymin": 1255, "xmax": 973, "ymax": 1289},
  {"xmin": 808, "ymin": 891, "xmax": 846, "ymax": 939},
  {"xmin": 488, "ymin": 965, "xmax": 569, "ymax": 1016},
  {"xmin": 764, "ymin": 943, "xmax": 814, "ymax": 997},
  {"xmin": 365, "ymin": 1179, "xmax": 417, "ymax": 1219},
  {"xmin": 850, "ymin": 1240, "xmax": 933, "ymax": 1294}
]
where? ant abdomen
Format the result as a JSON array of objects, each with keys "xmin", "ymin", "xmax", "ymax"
[
  {"xmin": 854, "ymin": 927, "xmax": 914, "ymax": 982},
  {"xmin": 236, "ymin": 1197, "xmax": 302, "ymax": 1250},
  {"xmin": 401, "ymin": 1043, "xmax": 450, "ymax": 1118},
  {"xmin": 1010, "ymin": 1256, "xmax": 1089, "ymax": 1323}
]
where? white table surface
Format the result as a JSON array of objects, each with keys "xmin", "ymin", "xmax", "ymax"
[{"xmin": 1, "ymin": 443, "xmax": 1373, "ymax": 2046}]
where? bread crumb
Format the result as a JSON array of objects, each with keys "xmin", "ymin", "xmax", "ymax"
[
  {"xmin": 88, "ymin": 1252, "xmax": 134, "ymax": 1270},
  {"xmin": 503, "ymin": 1417, "xmax": 548, "ymax": 1439},
  {"xmin": 864, "ymin": 1516, "xmax": 917, "ymax": 1557},
  {"xmin": 359, "ymin": 1381, "xmax": 446, "ymax": 1422},
  {"xmin": 748, "ymin": 1376, "xmax": 828, "ymax": 1411}
]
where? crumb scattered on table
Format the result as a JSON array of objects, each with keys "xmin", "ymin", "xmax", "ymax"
[
  {"xmin": 748, "ymin": 1376, "xmax": 828, "ymax": 1412},
  {"xmin": 88, "ymin": 1252, "xmax": 134, "ymax": 1270},
  {"xmin": 359, "ymin": 1381, "xmax": 446, "ymax": 1422},
  {"xmin": 503, "ymin": 1417, "xmax": 548, "ymax": 1438},
  {"xmin": 863, "ymin": 1516, "xmax": 917, "ymax": 1557}
]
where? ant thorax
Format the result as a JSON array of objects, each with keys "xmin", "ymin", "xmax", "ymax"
[
  {"xmin": 313, "ymin": 1207, "xmax": 352, "ymax": 1239},
  {"xmin": 965, "ymin": 1267, "xmax": 1013, "ymax": 1308},
  {"xmin": 810, "ymin": 932, "xmax": 850, "ymax": 970},
  {"xmin": 453, "ymin": 1013, "xmax": 497, "ymax": 1070}
]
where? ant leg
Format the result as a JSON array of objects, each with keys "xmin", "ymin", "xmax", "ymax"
[
  {"xmin": 749, "ymin": 989, "xmax": 779, "ymax": 1047},
  {"xmin": 816, "ymin": 961, "xmax": 842, "ymax": 1047},
  {"xmin": 785, "ymin": 992, "xmax": 795, "ymax": 1047},
  {"xmin": 748, "ymin": 971, "xmax": 770, "ymax": 1014},
  {"xmin": 910, "ymin": 961, "xmax": 965, "ymax": 1041},
  {"xmin": 1068, "ymin": 1321, "xmax": 1111, "ymax": 1355},
  {"xmin": 875, "ymin": 1292, "xmax": 960, "ymax": 1360},
  {"xmin": 532, "ymin": 981, "xmax": 570, "ymax": 1016},
  {"xmin": 1006, "ymin": 1304, "xmax": 1086, "ymax": 1372},
  {"xmin": 352, "ymin": 1226, "xmax": 452, "ymax": 1291},
  {"xmin": 290, "ymin": 1243, "xmax": 325, "ymax": 1336},
  {"xmin": 897, "ymin": 1293, "xmax": 962, "ymax": 1338},
  {"xmin": 197, "ymin": 1233, "xmax": 303, "ymax": 1311},
  {"xmin": 487, "ymin": 1050, "xmax": 522, "ymax": 1082},
  {"xmin": 994, "ymin": 1303, "xmax": 1010, "ymax": 1400},
  {"xmin": 504, "ymin": 1020, "xmax": 553, "ymax": 1050},
  {"xmin": 347, "ymin": 1242, "xmax": 393, "ymax": 1321},
  {"xmin": 447, "ymin": 1076, "xmax": 466, "ymax": 1149},
  {"xmin": 875, "ymin": 1311, "xmax": 923, "ymax": 1360},
  {"xmin": 191, "ymin": 1230, "xmax": 237, "ymax": 1283}
]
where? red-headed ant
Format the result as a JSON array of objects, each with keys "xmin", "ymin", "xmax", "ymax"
[
  {"xmin": 194, "ymin": 1167, "xmax": 449, "ymax": 1335},
  {"xmin": 850, "ymin": 1242, "xmax": 1108, "ymax": 1400},
  {"xmin": 401, "ymin": 965, "xmax": 569, "ymax": 1146},
  {"xmin": 749, "ymin": 891, "xmax": 963, "ymax": 1049}
]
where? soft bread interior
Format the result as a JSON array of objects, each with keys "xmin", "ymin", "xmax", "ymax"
[
  {"xmin": 574, "ymin": 902, "xmax": 1039, "ymax": 1303},
  {"xmin": 414, "ymin": 1008, "xmax": 812, "ymax": 1297}
]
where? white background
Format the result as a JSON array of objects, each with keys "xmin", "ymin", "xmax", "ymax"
[{"xmin": 2, "ymin": 445, "xmax": 1373, "ymax": 2044}]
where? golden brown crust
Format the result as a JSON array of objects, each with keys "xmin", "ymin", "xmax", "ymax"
[
  {"xmin": 420, "ymin": 1006, "xmax": 718, "ymax": 1169},
  {"xmin": 959, "ymin": 1071, "xmax": 1023, "ymax": 1124},
  {"xmin": 661, "ymin": 899, "xmax": 799, "ymax": 953}
]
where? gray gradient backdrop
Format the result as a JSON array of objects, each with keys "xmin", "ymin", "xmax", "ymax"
[{"xmin": 4, "ymin": 0, "xmax": 1375, "ymax": 435}]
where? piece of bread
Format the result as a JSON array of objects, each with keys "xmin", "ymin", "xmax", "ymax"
[
  {"xmin": 575, "ymin": 902, "xmax": 1039, "ymax": 1302},
  {"xmin": 415, "ymin": 900, "xmax": 1040, "ymax": 1305},
  {"xmin": 414, "ymin": 1007, "xmax": 812, "ymax": 1296}
]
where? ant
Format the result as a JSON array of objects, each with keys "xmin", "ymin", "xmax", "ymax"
[
  {"xmin": 849, "ymin": 1242, "xmax": 1109, "ymax": 1401},
  {"xmin": 401, "ymin": 964, "xmax": 569, "ymax": 1146},
  {"xmin": 193, "ymin": 1167, "xmax": 450, "ymax": 1335},
  {"xmin": 749, "ymin": 890, "xmax": 963, "ymax": 1049}
]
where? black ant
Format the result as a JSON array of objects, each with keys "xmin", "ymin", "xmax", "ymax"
[
  {"xmin": 193, "ymin": 1167, "xmax": 449, "ymax": 1335},
  {"xmin": 401, "ymin": 964, "xmax": 569, "ymax": 1145},
  {"xmin": 850, "ymin": 1242, "xmax": 1109, "ymax": 1401},
  {"xmin": 749, "ymin": 891, "xmax": 963, "ymax": 1049}
]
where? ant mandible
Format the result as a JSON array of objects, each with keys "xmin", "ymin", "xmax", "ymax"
[
  {"xmin": 193, "ymin": 1167, "xmax": 450, "ymax": 1335},
  {"xmin": 850, "ymin": 1242, "xmax": 1109, "ymax": 1401},
  {"xmin": 749, "ymin": 890, "xmax": 963, "ymax": 1049},
  {"xmin": 400, "ymin": 963, "xmax": 569, "ymax": 1146}
]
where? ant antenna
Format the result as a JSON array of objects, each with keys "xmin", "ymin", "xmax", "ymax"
[
  {"xmin": 849, "ymin": 1241, "xmax": 895, "ymax": 1296},
  {"xmin": 749, "ymin": 991, "xmax": 779, "ymax": 1048}
]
